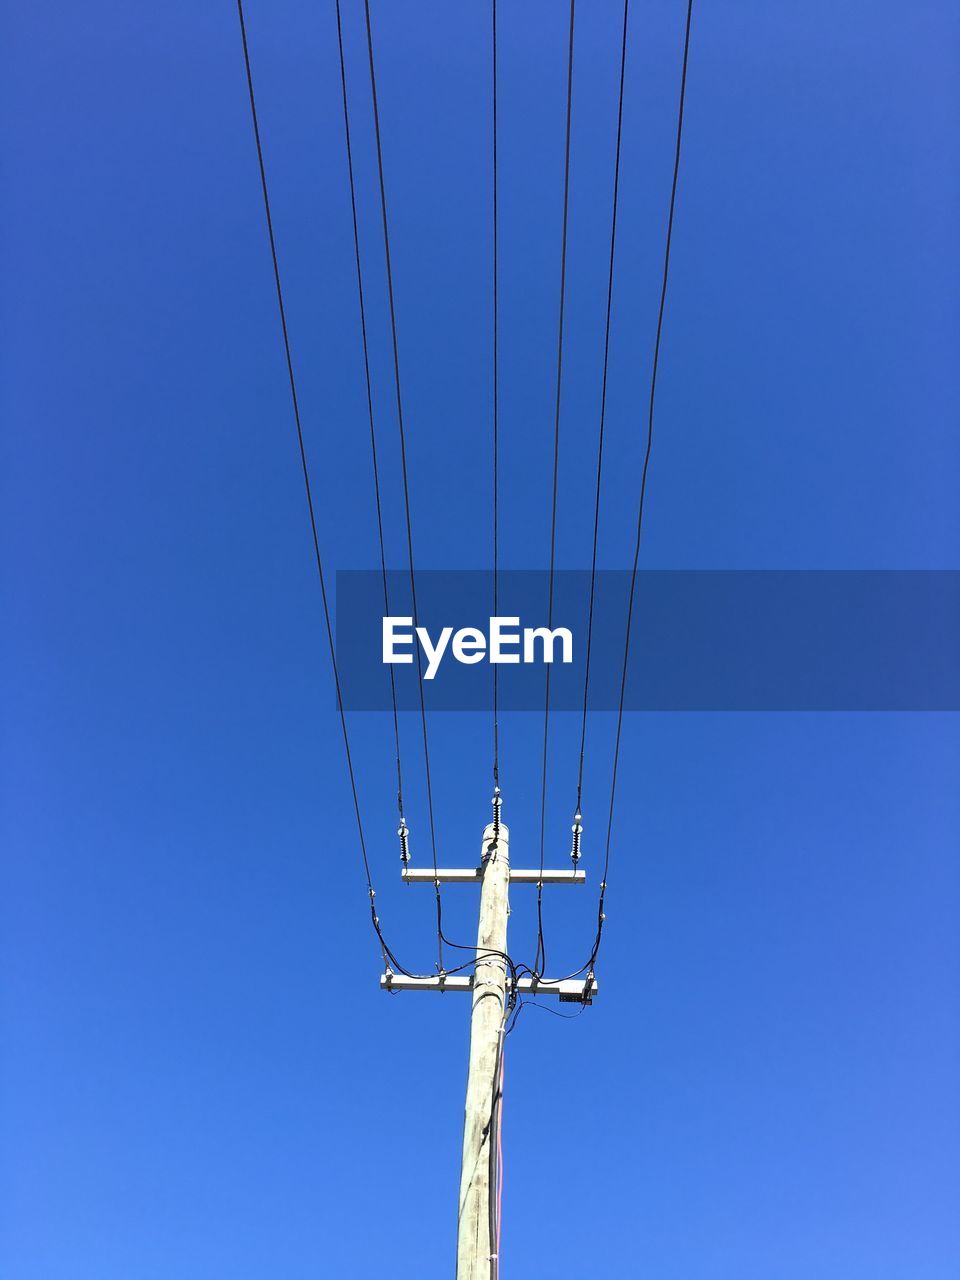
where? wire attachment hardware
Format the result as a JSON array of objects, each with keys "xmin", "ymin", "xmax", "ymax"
[
  {"xmin": 570, "ymin": 811, "xmax": 582, "ymax": 865},
  {"xmin": 398, "ymin": 817, "xmax": 410, "ymax": 864}
]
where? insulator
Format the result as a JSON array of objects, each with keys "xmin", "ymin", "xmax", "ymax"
[
  {"xmin": 491, "ymin": 786, "xmax": 502, "ymax": 836},
  {"xmin": 398, "ymin": 817, "xmax": 410, "ymax": 864},
  {"xmin": 570, "ymin": 811, "xmax": 583, "ymax": 864}
]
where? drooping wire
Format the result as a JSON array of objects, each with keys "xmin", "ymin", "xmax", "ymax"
[
  {"xmin": 534, "ymin": 0, "xmax": 576, "ymax": 979},
  {"xmin": 491, "ymin": 0, "xmax": 501, "ymax": 801},
  {"xmin": 539, "ymin": 0, "xmax": 696, "ymax": 989},
  {"xmin": 333, "ymin": 0, "xmax": 408, "ymax": 861},
  {"xmin": 235, "ymin": 0, "xmax": 400, "ymax": 972},
  {"xmin": 237, "ymin": 0, "xmax": 541, "ymax": 1004},
  {"xmin": 506, "ymin": 995, "xmax": 587, "ymax": 1034},
  {"xmin": 361, "ymin": 2, "xmax": 524, "ymax": 985},
  {"xmin": 594, "ymin": 0, "xmax": 695, "ymax": 972},
  {"xmin": 362, "ymin": 0, "xmax": 445, "ymax": 972},
  {"xmin": 570, "ymin": 0, "xmax": 630, "ymax": 867}
]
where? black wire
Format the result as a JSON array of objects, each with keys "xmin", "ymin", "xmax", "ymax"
[
  {"xmin": 594, "ymin": 0, "xmax": 694, "ymax": 966},
  {"xmin": 239, "ymin": 0, "xmax": 692, "ymax": 1008},
  {"xmin": 491, "ymin": 0, "xmax": 500, "ymax": 795},
  {"xmin": 534, "ymin": 0, "xmax": 576, "ymax": 979},
  {"xmin": 361, "ymin": 4, "xmax": 527, "ymax": 989},
  {"xmin": 574, "ymin": 0, "xmax": 629, "ymax": 819},
  {"xmin": 508, "ymin": 997, "xmax": 587, "ymax": 1035},
  {"xmin": 349, "ymin": 2, "xmax": 528, "ymax": 992},
  {"xmin": 490, "ymin": 6, "xmax": 507, "ymax": 1205},
  {"xmin": 540, "ymin": 0, "xmax": 696, "ymax": 989},
  {"xmin": 236, "ymin": 0, "xmax": 479, "ymax": 988},
  {"xmin": 333, "ymin": 0, "xmax": 406, "ymax": 828},
  {"xmin": 235, "ymin": 0, "xmax": 400, "ymax": 968},
  {"xmin": 362, "ymin": 0, "xmax": 446, "ymax": 972}
]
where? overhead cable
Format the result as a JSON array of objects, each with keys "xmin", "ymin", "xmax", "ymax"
[
  {"xmin": 362, "ymin": 0, "xmax": 446, "ymax": 972},
  {"xmin": 333, "ymin": 0, "xmax": 408, "ymax": 861},
  {"xmin": 535, "ymin": 0, "xmax": 577, "ymax": 980}
]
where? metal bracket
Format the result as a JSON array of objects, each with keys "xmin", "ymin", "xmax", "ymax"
[
  {"xmin": 379, "ymin": 973, "xmax": 598, "ymax": 1001},
  {"xmin": 401, "ymin": 866, "xmax": 585, "ymax": 885}
]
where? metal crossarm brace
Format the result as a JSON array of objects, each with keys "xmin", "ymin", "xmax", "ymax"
[
  {"xmin": 401, "ymin": 866, "xmax": 585, "ymax": 885},
  {"xmin": 380, "ymin": 972, "xmax": 598, "ymax": 1002}
]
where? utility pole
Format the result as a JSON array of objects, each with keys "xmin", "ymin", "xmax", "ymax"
[
  {"xmin": 381, "ymin": 816, "xmax": 598, "ymax": 1277},
  {"xmin": 457, "ymin": 820, "xmax": 509, "ymax": 1278}
]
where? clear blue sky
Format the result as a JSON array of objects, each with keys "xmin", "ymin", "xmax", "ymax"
[{"xmin": 2, "ymin": 2, "xmax": 959, "ymax": 1277}]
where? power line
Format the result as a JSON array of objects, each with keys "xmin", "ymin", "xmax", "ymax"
[
  {"xmin": 362, "ymin": 0, "xmax": 446, "ymax": 972},
  {"xmin": 573, "ymin": 0, "xmax": 630, "ymax": 825},
  {"xmin": 237, "ymin": 0, "xmax": 512, "ymax": 988},
  {"xmin": 234, "ymin": 0, "xmax": 399, "ymax": 969},
  {"xmin": 595, "ymin": 0, "xmax": 695, "ymax": 971},
  {"xmin": 535, "ymin": 0, "xmax": 577, "ymax": 979},
  {"xmin": 544, "ymin": 0, "xmax": 696, "ymax": 989},
  {"xmin": 353, "ymin": 0, "xmax": 522, "ymax": 988},
  {"xmin": 240, "ymin": 0, "xmax": 693, "ymax": 1002},
  {"xmin": 491, "ymin": 0, "xmax": 501, "ymax": 799},
  {"xmin": 333, "ymin": 0, "xmax": 408, "ymax": 854},
  {"xmin": 360, "ymin": 0, "xmax": 525, "ymax": 989}
]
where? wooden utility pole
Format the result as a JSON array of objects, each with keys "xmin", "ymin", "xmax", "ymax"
[
  {"xmin": 457, "ymin": 820, "xmax": 510, "ymax": 1277},
  {"xmin": 380, "ymin": 817, "xmax": 598, "ymax": 1276}
]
